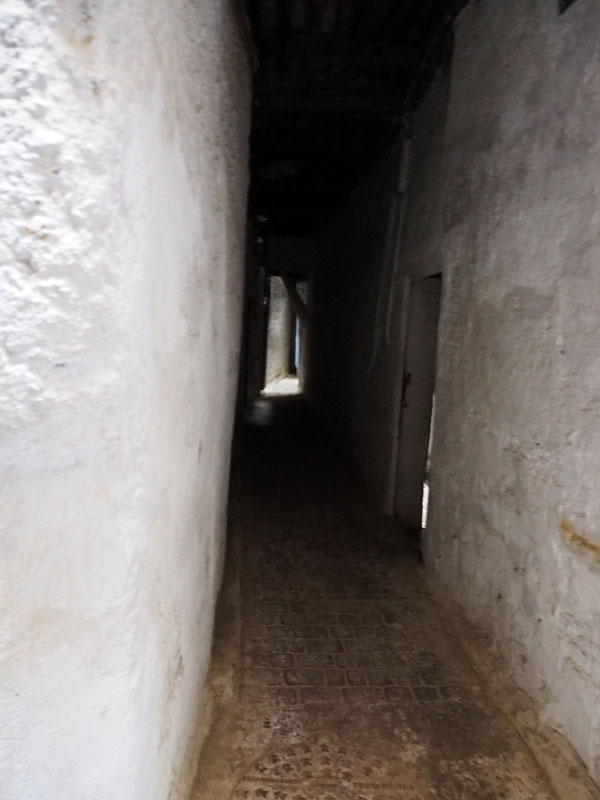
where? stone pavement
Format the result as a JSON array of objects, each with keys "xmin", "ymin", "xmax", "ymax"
[{"xmin": 192, "ymin": 397, "xmax": 559, "ymax": 800}]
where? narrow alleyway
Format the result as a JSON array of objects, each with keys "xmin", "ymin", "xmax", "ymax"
[{"xmin": 192, "ymin": 397, "xmax": 558, "ymax": 800}]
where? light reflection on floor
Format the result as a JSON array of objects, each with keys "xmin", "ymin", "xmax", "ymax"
[
  {"xmin": 262, "ymin": 376, "xmax": 301, "ymax": 397},
  {"xmin": 245, "ymin": 378, "xmax": 300, "ymax": 426},
  {"xmin": 244, "ymin": 399, "xmax": 275, "ymax": 426}
]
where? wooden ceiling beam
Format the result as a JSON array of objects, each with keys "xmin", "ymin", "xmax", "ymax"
[
  {"xmin": 255, "ymin": 32, "xmax": 420, "ymax": 67},
  {"xmin": 254, "ymin": 88, "xmax": 408, "ymax": 117},
  {"xmin": 247, "ymin": 0, "xmax": 464, "ymax": 235}
]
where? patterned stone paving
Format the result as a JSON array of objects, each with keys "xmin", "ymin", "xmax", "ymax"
[
  {"xmin": 192, "ymin": 397, "xmax": 559, "ymax": 800},
  {"xmin": 232, "ymin": 737, "xmax": 422, "ymax": 799}
]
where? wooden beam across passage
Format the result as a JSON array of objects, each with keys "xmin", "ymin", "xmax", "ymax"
[{"xmin": 282, "ymin": 275, "xmax": 310, "ymax": 326}]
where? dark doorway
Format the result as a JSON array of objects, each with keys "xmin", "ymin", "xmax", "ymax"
[{"xmin": 394, "ymin": 274, "xmax": 442, "ymax": 545}]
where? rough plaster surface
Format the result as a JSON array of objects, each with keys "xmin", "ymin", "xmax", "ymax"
[
  {"xmin": 0, "ymin": 2, "xmax": 250, "ymax": 798},
  {"xmin": 427, "ymin": 0, "xmax": 600, "ymax": 785}
]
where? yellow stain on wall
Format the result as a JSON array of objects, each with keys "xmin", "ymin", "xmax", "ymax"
[{"xmin": 560, "ymin": 517, "xmax": 600, "ymax": 565}]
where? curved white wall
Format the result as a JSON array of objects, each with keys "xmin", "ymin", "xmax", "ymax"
[{"xmin": 0, "ymin": 2, "xmax": 250, "ymax": 798}]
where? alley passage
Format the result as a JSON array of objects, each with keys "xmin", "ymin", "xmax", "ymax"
[{"xmin": 193, "ymin": 397, "xmax": 557, "ymax": 800}]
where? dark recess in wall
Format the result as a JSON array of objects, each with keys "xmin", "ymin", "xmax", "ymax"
[{"xmin": 559, "ymin": 0, "xmax": 580, "ymax": 13}]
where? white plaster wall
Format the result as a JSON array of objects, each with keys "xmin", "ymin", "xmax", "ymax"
[
  {"xmin": 426, "ymin": 0, "xmax": 600, "ymax": 784},
  {"xmin": 0, "ymin": 2, "xmax": 250, "ymax": 798},
  {"xmin": 265, "ymin": 277, "xmax": 291, "ymax": 386}
]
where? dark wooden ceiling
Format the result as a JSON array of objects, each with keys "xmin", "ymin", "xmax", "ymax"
[{"xmin": 247, "ymin": 0, "xmax": 465, "ymax": 236}]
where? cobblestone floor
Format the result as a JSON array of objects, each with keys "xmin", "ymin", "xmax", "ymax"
[{"xmin": 192, "ymin": 397, "xmax": 558, "ymax": 800}]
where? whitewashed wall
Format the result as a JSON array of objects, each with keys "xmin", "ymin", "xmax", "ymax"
[
  {"xmin": 265, "ymin": 277, "xmax": 291, "ymax": 386},
  {"xmin": 0, "ymin": 2, "xmax": 250, "ymax": 798},
  {"xmin": 305, "ymin": 0, "xmax": 600, "ymax": 786},
  {"xmin": 427, "ymin": 0, "xmax": 600, "ymax": 784}
]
